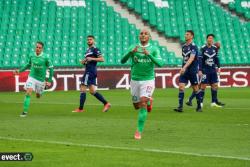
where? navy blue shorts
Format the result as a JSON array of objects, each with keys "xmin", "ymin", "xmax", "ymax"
[
  {"xmin": 81, "ymin": 72, "xmax": 97, "ymax": 86},
  {"xmin": 201, "ymin": 72, "xmax": 218, "ymax": 84},
  {"xmin": 179, "ymin": 72, "xmax": 199, "ymax": 85}
]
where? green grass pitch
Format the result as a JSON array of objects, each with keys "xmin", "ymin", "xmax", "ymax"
[{"xmin": 0, "ymin": 88, "xmax": 250, "ymax": 167}]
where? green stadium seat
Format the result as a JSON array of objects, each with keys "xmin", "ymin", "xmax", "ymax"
[
  {"xmin": 0, "ymin": 0, "xmax": 249, "ymax": 68},
  {"xmin": 118, "ymin": 0, "xmax": 249, "ymax": 65}
]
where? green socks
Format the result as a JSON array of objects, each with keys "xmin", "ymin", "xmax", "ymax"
[
  {"xmin": 147, "ymin": 100, "xmax": 150, "ymax": 106},
  {"xmin": 137, "ymin": 107, "xmax": 148, "ymax": 133},
  {"xmin": 23, "ymin": 95, "xmax": 31, "ymax": 113}
]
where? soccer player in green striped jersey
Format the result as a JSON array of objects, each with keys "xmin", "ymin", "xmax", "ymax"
[
  {"xmin": 121, "ymin": 29, "xmax": 164, "ymax": 140},
  {"xmin": 14, "ymin": 42, "xmax": 54, "ymax": 117}
]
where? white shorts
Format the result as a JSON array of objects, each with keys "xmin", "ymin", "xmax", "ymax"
[
  {"xmin": 130, "ymin": 79, "xmax": 155, "ymax": 103},
  {"xmin": 24, "ymin": 76, "xmax": 45, "ymax": 95}
]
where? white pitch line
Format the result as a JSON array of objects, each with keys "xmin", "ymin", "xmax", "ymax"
[
  {"xmin": 0, "ymin": 101, "xmax": 132, "ymax": 107},
  {"xmin": 0, "ymin": 136, "xmax": 249, "ymax": 161},
  {"xmin": 0, "ymin": 101, "xmax": 249, "ymax": 110}
]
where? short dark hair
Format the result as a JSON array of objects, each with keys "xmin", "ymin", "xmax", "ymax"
[
  {"xmin": 186, "ymin": 30, "xmax": 194, "ymax": 37},
  {"xmin": 87, "ymin": 35, "xmax": 95, "ymax": 39},
  {"xmin": 36, "ymin": 41, "xmax": 44, "ymax": 48},
  {"xmin": 207, "ymin": 34, "xmax": 215, "ymax": 39}
]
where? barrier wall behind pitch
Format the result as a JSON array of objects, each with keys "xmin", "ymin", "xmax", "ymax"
[{"xmin": 0, "ymin": 67, "xmax": 249, "ymax": 92}]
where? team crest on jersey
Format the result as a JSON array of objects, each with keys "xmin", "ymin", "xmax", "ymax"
[{"xmin": 202, "ymin": 74, "xmax": 207, "ymax": 81}]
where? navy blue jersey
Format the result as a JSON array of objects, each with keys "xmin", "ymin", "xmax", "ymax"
[
  {"xmin": 182, "ymin": 42, "xmax": 199, "ymax": 73},
  {"xmin": 84, "ymin": 46, "xmax": 102, "ymax": 74},
  {"xmin": 199, "ymin": 44, "xmax": 220, "ymax": 73}
]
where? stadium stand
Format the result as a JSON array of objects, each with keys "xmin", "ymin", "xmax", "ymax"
[
  {"xmin": 0, "ymin": 0, "xmax": 249, "ymax": 68},
  {"xmin": 119, "ymin": 0, "xmax": 250, "ymax": 65},
  {"xmin": 0, "ymin": 0, "xmax": 180, "ymax": 68},
  {"xmin": 219, "ymin": 0, "xmax": 250, "ymax": 19}
]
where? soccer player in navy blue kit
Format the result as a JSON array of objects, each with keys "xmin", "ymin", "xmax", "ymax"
[
  {"xmin": 174, "ymin": 30, "xmax": 202, "ymax": 112},
  {"xmin": 73, "ymin": 35, "xmax": 111, "ymax": 112},
  {"xmin": 198, "ymin": 34, "xmax": 225, "ymax": 107},
  {"xmin": 186, "ymin": 35, "xmax": 225, "ymax": 107}
]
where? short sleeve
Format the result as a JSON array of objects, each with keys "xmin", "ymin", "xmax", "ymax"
[
  {"xmin": 191, "ymin": 45, "xmax": 198, "ymax": 57},
  {"xmin": 94, "ymin": 48, "xmax": 102, "ymax": 56}
]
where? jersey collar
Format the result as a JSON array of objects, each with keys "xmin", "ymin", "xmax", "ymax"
[
  {"xmin": 35, "ymin": 52, "xmax": 44, "ymax": 57},
  {"xmin": 88, "ymin": 45, "xmax": 96, "ymax": 49},
  {"xmin": 184, "ymin": 42, "xmax": 193, "ymax": 46},
  {"xmin": 206, "ymin": 44, "xmax": 213, "ymax": 48},
  {"xmin": 139, "ymin": 43, "xmax": 151, "ymax": 47}
]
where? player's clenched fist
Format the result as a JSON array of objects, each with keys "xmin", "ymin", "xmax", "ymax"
[
  {"xmin": 131, "ymin": 46, "xmax": 139, "ymax": 53},
  {"xmin": 142, "ymin": 47, "xmax": 149, "ymax": 55},
  {"xmin": 80, "ymin": 59, "xmax": 87, "ymax": 65}
]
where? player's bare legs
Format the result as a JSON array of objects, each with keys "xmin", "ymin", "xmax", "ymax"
[
  {"xmin": 133, "ymin": 103, "xmax": 140, "ymax": 110},
  {"xmin": 35, "ymin": 82, "xmax": 50, "ymax": 98},
  {"xmin": 133, "ymin": 97, "xmax": 152, "ymax": 111}
]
